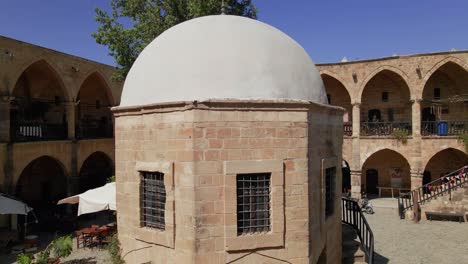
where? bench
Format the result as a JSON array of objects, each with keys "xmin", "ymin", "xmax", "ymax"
[
  {"xmin": 425, "ymin": 211, "xmax": 465, "ymax": 223},
  {"xmin": 377, "ymin": 186, "xmax": 411, "ymax": 198}
]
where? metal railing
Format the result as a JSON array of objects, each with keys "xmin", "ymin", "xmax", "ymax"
[
  {"xmin": 12, "ymin": 121, "xmax": 67, "ymax": 142},
  {"xmin": 342, "ymin": 197, "xmax": 374, "ymax": 264},
  {"xmin": 76, "ymin": 119, "xmax": 113, "ymax": 139},
  {"xmin": 360, "ymin": 122, "xmax": 411, "ymax": 136},
  {"xmin": 344, "ymin": 122, "xmax": 352, "ymax": 136},
  {"xmin": 398, "ymin": 165, "xmax": 468, "ymax": 218},
  {"xmin": 421, "ymin": 121, "xmax": 468, "ymax": 136}
]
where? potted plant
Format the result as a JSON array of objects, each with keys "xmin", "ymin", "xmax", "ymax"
[
  {"xmin": 391, "ymin": 129, "xmax": 409, "ymax": 145},
  {"xmin": 16, "ymin": 236, "xmax": 73, "ymax": 264}
]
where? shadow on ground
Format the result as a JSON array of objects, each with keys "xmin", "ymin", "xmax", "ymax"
[
  {"xmin": 373, "ymin": 251, "xmax": 389, "ymax": 264},
  {"xmin": 62, "ymin": 257, "xmax": 97, "ymax": 264}
]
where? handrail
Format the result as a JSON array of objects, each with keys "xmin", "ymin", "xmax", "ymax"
[
  {"xmin": 421, "ymin": 120, "xmax": 468, "ymax": 136},
  {"xmin": 342, "ymin": 197, "xmax": 374, "ymax": 264},
  {"xmin": 360, "ymin": 121, "xmax": 411, "ymax": 136},
  {"xmin": 398, "ymin": 165, "xmax": 468, "ymax": 218}
]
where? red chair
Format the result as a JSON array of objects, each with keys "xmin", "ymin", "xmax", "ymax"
[{"xmin": 75, "ymin": 230, "xmax": 86, "ymax": 249}]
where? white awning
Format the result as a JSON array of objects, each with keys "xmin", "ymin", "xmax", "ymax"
[
  {"xmin": 0, "ymin": 194, "xmax": 33, "ymax": 215},
  {"xmin": 58, "ymin": 182, "xmax": 116, "ymax": 216}
]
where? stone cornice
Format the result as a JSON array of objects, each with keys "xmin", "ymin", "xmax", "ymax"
[{"xmin": 112, "ymin": 99, "xmax": 345, "ymax": 117}]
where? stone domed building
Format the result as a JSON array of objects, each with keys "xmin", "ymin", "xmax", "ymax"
[{"xmin": 114, "ymin": 15, "xmax": 343, "ymax": 264}]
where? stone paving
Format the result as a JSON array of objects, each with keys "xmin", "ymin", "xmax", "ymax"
[{"xmin": 366, "ymin": 201, "xmax": 468, "ymax": 264}]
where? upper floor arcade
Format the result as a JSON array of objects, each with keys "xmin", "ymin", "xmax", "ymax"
[
  {"xmin": 318, "ymin": 51, "xmax": 468, "ymax": 138},
  {"xmin": 0, "ymin": 36, "xmax": 123, "ymax": 143}
]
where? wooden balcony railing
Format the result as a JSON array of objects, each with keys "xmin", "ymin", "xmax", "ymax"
[
  {"xmin": 421, "ymin": 120, "xmax": 468, "ymax": 136},
  {"xmin": 360, "ymin": 122, "xmax": 411, "ymax": 136},
  {"xmin": 344, "ymin": 122, "xmax": 352, "ymax": 136},
  {"xmin": 12, "ymin": 121, "xmax": 67, "ymax": 142}
]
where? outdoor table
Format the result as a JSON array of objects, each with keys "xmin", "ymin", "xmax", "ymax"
[
  {"xmin": 77, "ymin": 227, "xmax": 98, "ymax": 248},
  {"xmin": 377, "ymin": 186, "xmax": 411, "ymax": 198}
]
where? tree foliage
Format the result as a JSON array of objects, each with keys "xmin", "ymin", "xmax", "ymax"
[{"xmin": 93, "ymin": 0, "xmax": 257, "ymax": 81}]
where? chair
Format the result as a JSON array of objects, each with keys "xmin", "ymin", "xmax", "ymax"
[
  {"xmin": 97, "ymin": 228, "xmax": 112, "ymax": 249},
  {"xmin": 74, "ymin": 230, "xmax": 85, "ymax": 249}
]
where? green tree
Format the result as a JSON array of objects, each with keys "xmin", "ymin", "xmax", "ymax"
[{"xmin": 93, "ymin": 0, "xmax": 257, "ymax": 81}]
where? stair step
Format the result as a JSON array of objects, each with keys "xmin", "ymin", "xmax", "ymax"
[
  {"xmin": 342, "ymin": 223, "xmax": 368, "ymax": 263},
  {"xmin": 343, "ymin": 240, "xmax": 361, "ymax": 248}
]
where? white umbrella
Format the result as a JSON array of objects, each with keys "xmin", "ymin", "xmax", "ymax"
[
  {"xmin": 57, "ymin": 182, "xmax": 116, "ymax": 216},
  {"xmin": 0, "ymin": 194, "xmax": 33, "ymax": 215}
]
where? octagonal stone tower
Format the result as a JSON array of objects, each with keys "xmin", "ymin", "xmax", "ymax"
[{"xmin": 114, "ymin": 15, "xmax": 343, "ymax": 264}]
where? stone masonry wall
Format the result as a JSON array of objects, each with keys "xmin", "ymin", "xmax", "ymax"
[
  {"xmin": 114, "ymin": 101, "xmax": 343, "ymax": 264},
  {"xmin": 318, "ymin": 51, "xmax": 468, "ymax": 195}
]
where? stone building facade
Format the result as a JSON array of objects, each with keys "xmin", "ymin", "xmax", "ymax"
[
  {"xmin": 317, "ymin": 52, "xmax": 468, "ymax": 197},
  {"xmin": 114, "ymin": 102, "xmax": 343, "ymax": 264},
  {"xmin": 0, "ymin": 36, "xmax": 122, "ymax": 228},
  {"xmin": 114, "ymin": 15, "xmax": 343, "ymax": 264}
]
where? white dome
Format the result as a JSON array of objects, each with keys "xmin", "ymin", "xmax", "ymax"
[{"xmin": 120, "ymin": 15, "xmax": 327, "ymax": 107}]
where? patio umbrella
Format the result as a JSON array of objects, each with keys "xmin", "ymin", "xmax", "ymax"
[
  {"xmin": 0, "ymin": 193, "xmax": 33, "ymax": 215},
  {"xmin": 57, "ymin": 182, "xmax": 116, "ymax": 216}
]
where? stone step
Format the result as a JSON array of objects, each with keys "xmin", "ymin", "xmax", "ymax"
[
  {"xmin": 342, "ymin": 223, "xmax": 367, "ymax": 263},
  {"xmin": 342, "ymin": 240, "xmax": 366, "ymax": 263},
  {"xmin": 342, "ymin": 228, "xmax": 358, "ymax": 241}
]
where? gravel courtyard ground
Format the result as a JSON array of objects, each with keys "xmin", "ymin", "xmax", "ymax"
[
  {"xmin": 1, "ymin": 238, "xmax": 112, "ymax": 264},
  {"xmin": 366, "ymin": 204, "xmax": 468, "ymax": 264},
  {"xmin": 59, "ymin": 246, "xmax": 112, "ymax": 264}
]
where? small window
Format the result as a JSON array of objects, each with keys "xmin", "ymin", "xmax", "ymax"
[
  {"xmin": 325, "ymin": 167, "xmax": 336, "ymax": 217},
  {"xmin": 327, "ymin": 94, "xmax": 331, "ymax": 104},
  {"xmin": 54, "ymin": 96, "xmax": 61, "ymax": 106},
  {"xmin": 96, "ymin": 100, "xmax": 101, "ymax": 109},
  {"xmin": 140, "ymin": 171, "xmax": 166, "ymax": 230},
  {"xmin": 237, "ymin": 173, "xmax": 271, "ymax": 235},
  {"xmin": 382, "ymin": 92, "xmax": 389, "ymax": 102},
  {"xmin": 434, "ymin": 88, "xmax": 441, "ymax": 100}
]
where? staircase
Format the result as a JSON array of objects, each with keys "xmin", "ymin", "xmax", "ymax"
[
  {"xmin": 342, "ymin": 197, "xmax": 374, "ymax": 264},
  {"xmin": 398, "ymin": 165, "xmax": 468, "ymax": 221},
  {"xmin": 342, "ymin": 224, "xmax": 366, "ymax": 264}
]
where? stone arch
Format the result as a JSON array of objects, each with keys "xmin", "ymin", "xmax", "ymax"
[
  {"xmin": 422, "ymin": 56, "xmax": 468, "ymax": 82},
  {"xmin": 321, "ymin": 72, "xmax": 353, "ymax": 125},
  {"xmin": 420, "ymin": 57, "xmax": 468, "ymax": 133},
  {"xmin": 358, "ymin": 66, "xmax": 412, "ymax": 101},
  {"xmin": 15, "ymin": 155, "xmax": 68, "ymax": 230},
  {"xmin": 10, "ymin": 59, "xmax": 70, "ymax": 141},
  {"xmin": 10, "ymin": 59, "xmax": 70, "ymax": 101},
  {"xmin": 423, "ymin": 148, "xmax": 468, "ymax": 182},
  {"xmin": 77, "ymin": 71, "xmax": 116, "ymax": 105},
  {"xmin": 319, "ymin": 70, "xmax": 353, "ymax": 99},
  {"xmin": 361, "ymin": 148, "xmax": 411, "ymax": 195},
  {"xmin": 359, "ymin": 68, "xmax": 412, "ymax": 136},
  {"xmin": 78, "ymin": 151, "xmax": 114, "ymax": 193},
  {"xmin": 76, "ymin": 71, "xmax": 115, "ymax": 138}
]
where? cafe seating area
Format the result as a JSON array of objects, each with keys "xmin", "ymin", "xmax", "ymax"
[{"xmin": 74, "ymin": 223, "xmax": 116, "ymax": 249}]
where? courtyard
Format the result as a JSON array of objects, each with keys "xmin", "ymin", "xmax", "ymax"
[{"xmin": 367, "ymin": 203, "xmax": 468, "ymax": 264}]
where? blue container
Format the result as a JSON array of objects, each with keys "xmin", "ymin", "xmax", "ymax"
[{"xmin": 437, "ymin": 121, "xmax": 448, "ymax": 136}]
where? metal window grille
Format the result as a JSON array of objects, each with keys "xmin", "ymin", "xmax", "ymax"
[
  {"xmin": 236, "ymin": 173, "xmax": 271, "ymax": 235},
  {"xmin": 325, "ymin": 167, "xmax": 336, "ymax": 217},
  {"xmin": 140, "ymin": 171, "xmax": 166, "ymax": 230}
]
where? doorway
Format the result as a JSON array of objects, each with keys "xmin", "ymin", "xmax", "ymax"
[{"xmin": 366, "ymin": 169, "xmax": 379, "ymax": 195}]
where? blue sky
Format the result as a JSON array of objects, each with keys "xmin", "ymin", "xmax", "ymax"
[{"xmin": 1, "ymin": 1, "xmax": 467, "ymax": 66}]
